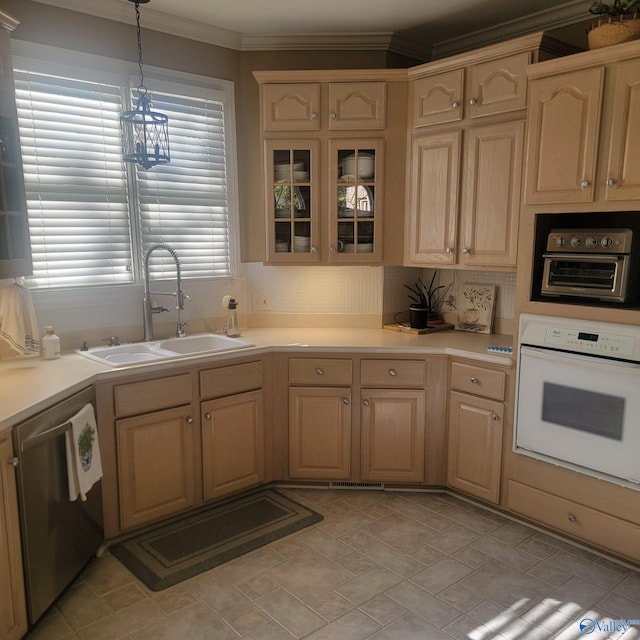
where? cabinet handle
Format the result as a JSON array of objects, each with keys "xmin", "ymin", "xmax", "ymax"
[
  {"xmin": 568, "ymin": 513, "xmax": 577, "ymax": 523},
  {"xmin": 469, "ymin": 98, "xmax": 478, "ymax": 105},
  {"xmin": 581, "ymin": 180, "xmax": 591, "ymax": 189},
  {"xmin": 330, "ymin": 246, "xmax": 337, "ymax": 253},
  {"xmin": 446, "ymin": 247, "xmax": 453, "ymax": 254},
  {"xmin": 311, "ymin": 246, "xmax": 318, "ymax": 253},
  {"xmin": 204, "ymin": 412, "xmax": 212, "ymax": 420},
  {"xmin": 343, "ymin": 398, "xmax": 350, "ymax": 405},
  {"xmin": 470, "ymin": 377, "xmax": 478, "ymax": 384},
  {"xmin": 462, "ymin": 247, "xmax": 470, "ymax": 255},
  {"xmin": 452, "ymin": 101, "xmax": 460, "ymax": 109},
  {"xmin": 330, "ymin": 111, "xmax": 337, "ymax": 119},
  {"xmin": 491, "ymin": 414, "xmax": 500, "ymax": 421},
  {"xmin": 8, "ymin": 457, "xmax": 18, "ymax": 468},
  {"xmin": 388, "ymin": 369, "xmax": 396, "ymax": 376},
  {"xmin": 311, "ymin": 112, "xmax": 318, "ymax": 120},
  {"xmin": 363, "ymin": 399, "xmax": 370, "ymax": 407},
  {"xmin": 606, "ymin": 178, "xmax": 615, "ymax": 187},
  {"xmin": 316, "ymin": 368, "xmax": 324, "ymax": 375},
  {"xmin": 185, "ymin": 416, "xmax": 194, "ymax": 424}
]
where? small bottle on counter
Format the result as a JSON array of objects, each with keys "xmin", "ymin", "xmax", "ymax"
[
  {"xmin": 42, "ymin": 326, "xmax": 61, "ymax": 360},
  {"xmin": 226, "ymin": 298, "xmax": 240, "ymax": 337}
]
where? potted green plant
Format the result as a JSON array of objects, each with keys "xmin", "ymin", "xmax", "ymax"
[{"xmin": 588, "ymin": 0, "xmax": 640, "ymax": 48}]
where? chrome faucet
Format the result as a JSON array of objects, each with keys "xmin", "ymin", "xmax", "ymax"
[{"xmin": 142, "ymin": 243, "xmax": 189, "ymax": 341}]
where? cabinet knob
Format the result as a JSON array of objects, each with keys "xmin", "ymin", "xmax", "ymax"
[
  {"xmin": 446, "ymin": 247, "xmax": 454, "ymax": 254},
  {"xmin": 363, "ymin": 399, "xmax": 370, "ymax": 407},
  {"xmin": 8, "ymin": 457, "xmax": 18, "ymax": 468},
  {"xmin": 388, "ymin": 369, "xmax": 396, "ymax": 376},
  {"xmin": 185, "ymin": 416, "xmax": 194, "ymax": 424},
  {"xmin": 581, "ymin": 180, "xmax": 591, "ymax": 189},
  {"xmin": 343, "ymin": 398, "xmax": 350, "ymax": 405},
  {"xmin": 492, "ymin": 414, "xmax": 500, "ymax": 421},
  {"xmin": 469, "ymin": 98, "xmax": 478, "ymax": 105},
  {"xmin": 311, "ymin": 112, "xmax": 318, "ymax": 120},
  {"xmin": 568, "ymin": 513, "xmax": 577, "ymax": 523},
  {"xmin": 204, "ymin": 412, "xmax": 212, "ymax": 420},
  {"xmin": 311, "ymin": 246, "xmax": 318, "ymax": 254},
  {"xmin": 316, "ymin": 368, "xmax": 324, "ymax": 375},
  {"xmin": 330, "ymin": 246, "xmax": 337, "ymax": 253},
  {"xmin": 462, "ymin": 247, "xmax": 470, "ymax": 255},
  {"xmin": 452, "ymin": 101, "xmax": 460, "ymax": 109},
  {"xmin": 470, "ymin": 377, "xmax": 478, "ymax": 384},
  {"xmin": 330, "ymin": 111, "xmax": 337, "ymax": 119},
  {"xmin": 606, "ymin": 178, "xmax": 615, "ymax": 187}
]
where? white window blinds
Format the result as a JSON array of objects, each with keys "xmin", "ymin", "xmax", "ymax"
[
  {"xmin": 13, "ymin": 55, "xmax": 236, "ymax": 289},
  {"xmin": 136, "ymin": 91, "xmax": 231, "ymax": 279},
  {"xmin": 14, "ymin": 71, "xmax": 132, "ymax": 288}
]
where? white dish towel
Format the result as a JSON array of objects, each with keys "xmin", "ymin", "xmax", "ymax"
[
  {"xmin": 0, "ymin": 283, "xmax": 40, "ymax": 356},
  {"xmin": 65, "ymin": 403, "xmax": 103, "ymax": 502}
]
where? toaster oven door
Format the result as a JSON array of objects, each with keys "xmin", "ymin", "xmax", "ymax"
[{"xmin": 541, "ymin": 253, "xmax": 630, "ymax": 301}]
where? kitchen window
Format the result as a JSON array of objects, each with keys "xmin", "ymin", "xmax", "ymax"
[{"xmin": 11, "ymin": 43, "xmax": 239, "ymax": 289}]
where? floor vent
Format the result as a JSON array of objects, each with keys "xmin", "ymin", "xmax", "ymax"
[{"xmin": 328, "ymin": 481, "xmax": 384, "ymax": 490}]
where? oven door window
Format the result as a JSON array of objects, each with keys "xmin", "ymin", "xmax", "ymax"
[
  {"xmin": 546, "ymin": 256, "xmax": 617, "ymax": 289},
  {"xmin": 542, "ymin": 382, "xmax": 624, "ymax": 440}
]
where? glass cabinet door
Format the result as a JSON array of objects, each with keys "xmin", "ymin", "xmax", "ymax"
[
  {"xmin": 265, "ymin": 140, "xmax": 320, "ymax": 263},
  {"xmin": 329, "ymin": 140, "xmax": 384, "ymax": 263}
]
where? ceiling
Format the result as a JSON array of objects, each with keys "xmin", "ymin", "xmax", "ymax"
[{"xmin": 33, "ymin": 0, "xmax": 594, "ymax": 59}]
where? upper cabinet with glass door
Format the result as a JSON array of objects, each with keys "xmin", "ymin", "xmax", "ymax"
[{"xmin": 0, "ymin": 12, "xmax": 31, "ymax": 279}]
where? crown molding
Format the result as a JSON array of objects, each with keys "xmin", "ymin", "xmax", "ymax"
[
  {"xmin": 429, "ymin": 0, "xmax": 591, "ymax": 59},
  {"xmin": 31, "ymin": 0, "xmax": 591, "ymax": 57}
]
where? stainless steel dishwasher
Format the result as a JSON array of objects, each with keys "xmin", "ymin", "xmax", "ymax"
[{"xmin": 12, "ymin": 386, "xmax": 104, "ymax": 625}]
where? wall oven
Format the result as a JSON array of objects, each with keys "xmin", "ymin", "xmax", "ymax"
[{"xmin": 514, "ymin": 314, "xmax": 640, "ymax": 490}]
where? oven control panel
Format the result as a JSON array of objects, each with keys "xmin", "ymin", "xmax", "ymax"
[
  {"xmin": 546, "ymin": 228, "xmax": 633, "ymax": 254},
  {"xmin": 544, "ymin": 327, "xmax": 636, "ymax": 357}
]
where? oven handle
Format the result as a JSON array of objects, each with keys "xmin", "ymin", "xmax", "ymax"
[{"xmin": 520, "ymin": 345, "xmax": 640, "ymax": 373}]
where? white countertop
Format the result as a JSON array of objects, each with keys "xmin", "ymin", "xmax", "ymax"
[{"xmin": 0, "ymin": 327, "xmax": 513, "ymax": 433}]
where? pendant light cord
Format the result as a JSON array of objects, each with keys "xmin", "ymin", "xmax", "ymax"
[{"xmin": 134, "ymin": 2, "xmax": 147, "ymax": 96}]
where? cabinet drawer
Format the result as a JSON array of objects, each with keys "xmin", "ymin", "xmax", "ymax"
[
  {"xmin": 114, "ymin": 374, "xmax": 192, "ymax": 417},
  {"xmin": 507, "ymin": 480, "xmax": 640, "ymax": 563},
  {"xmin": 450, "ymin": 362, "xmax": 505, "ymax": 400},
  {"xmin": 360, "ymin": 359, "xmax": 426, "ymax": 387},
  {"xmin": 289, "ymin": 358, "xmax": 352, "ymax": 385},
  {"xmin": 200, "ymin": 361, "xmax": 263, "ymax": 400}
]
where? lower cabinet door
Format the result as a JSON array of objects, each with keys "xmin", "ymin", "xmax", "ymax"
[
  {"xmin": 447, "ymin": 391, "xmax": 503, "ymax": 503},
  {"xmin": 201, "ymin": 390, "xmax": 264, "ymax": 501},
  {"xmin": 117, "ymin": 405, "xmax": 196, "ymax": 530},
  {"xmin": 361, "ymin": 389, "xmax": 425, "ymax": 482},
  {"xmin": 289, "ymin": 387, "xmax": 351, "ymax": 479},
  {"xmin": 0, "ymin": 434, "xmax": 27, "ymax": 640}
]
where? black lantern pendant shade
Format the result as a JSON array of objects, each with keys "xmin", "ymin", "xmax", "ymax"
[{"xmin": 120, "ymin": 0, "xmax": 170, "ymax": 169}]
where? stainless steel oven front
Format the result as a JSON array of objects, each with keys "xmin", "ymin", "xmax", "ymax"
[
  {"xmin": 514, "ymin": 314, "xmax": 640, "ymax": 490},
  {"xmin": 541, "ymin": 228, "xmax": 635, "ymax": 302}
]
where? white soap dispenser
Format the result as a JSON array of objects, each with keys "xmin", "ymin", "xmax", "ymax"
[{"xmin": 42, "ymin": 326, "xmax": 61, "ymax": 360}]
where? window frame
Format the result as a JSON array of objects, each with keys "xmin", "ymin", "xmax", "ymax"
[{"xmin": 11, "ymin": 39, "xmax": 241, "ymax": 291}]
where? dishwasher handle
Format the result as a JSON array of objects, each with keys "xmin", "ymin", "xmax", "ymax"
[{"xmin": 20, "ymin": 419, "xmax": 72, "ymax": 453}]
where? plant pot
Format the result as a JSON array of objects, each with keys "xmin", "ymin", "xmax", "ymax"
[{"xmin": 588, "ymin": 15, "xmax": 640, "ymax": 49}]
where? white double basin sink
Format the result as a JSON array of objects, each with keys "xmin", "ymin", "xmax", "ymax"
[{"xmin": 76, "ymin": 333, "xmax": 254, "ymax": 367}]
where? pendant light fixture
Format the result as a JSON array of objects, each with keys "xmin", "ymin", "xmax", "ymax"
[{"xmin": 120, "ymin": 0, "xmax": 170, "ymax": 169}]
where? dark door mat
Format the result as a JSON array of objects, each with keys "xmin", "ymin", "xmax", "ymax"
[{"xmin": 110, "ymin": 489, "xmax": 323, "ymax": 591}]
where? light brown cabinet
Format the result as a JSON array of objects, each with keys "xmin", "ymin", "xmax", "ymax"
[
  {"xmin": 447, "ymin": 361, "xmax": 505, "ymax": 504},
  {"xmin": 524, "ymin": 47, "xmax": 640, "ymax": 206},
  {"xmin": 0, "ymin": 11, "xmax": 31, "ymax": 279},
  {"xmin": 360, "ymin": 359, "xmax": 427, "ymax": 483},
  {"xmin": 0, "ymin": 430, "xmax": 27, "ymax": 640},
  {"xmin": 407, "ymin": 121, "xmax": 522, "ymax": 267},
  {"xmin": 411, "ymin": 52, "xmax": 529, "ymax": 128},
  {"xmin": 262, "ymin": 81, "xmax": 386, "ymax": 132},
  {"xmin": 117, "ymin": 405, "xmax": 196, "ymax": 531},
  {"xmin": 288, "ymin": 358, "xmax": 352, "ymax": 480}
]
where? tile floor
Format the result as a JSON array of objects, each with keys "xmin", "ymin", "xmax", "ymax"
[{"xmin": 26, "ymin": 489, "xmax": 640, "ymax": 640}]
